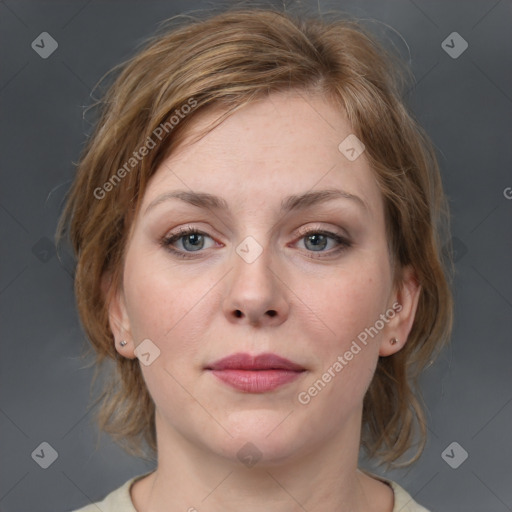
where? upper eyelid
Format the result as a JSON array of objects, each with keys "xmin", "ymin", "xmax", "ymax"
[
  {"xmin": 295, "ymin": 224, "xmax": 348, "ymax": 237},
  {"xmin": 166, "ymin": 225, "xmax": 345, "ymax": 238},
  {"xmin": 164, "ymin": 227, "xmax": 216, "ymax": 243}
]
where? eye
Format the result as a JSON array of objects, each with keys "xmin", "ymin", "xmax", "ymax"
[
  {"xmin": 294, "ymin": 227, "xmax": 351, "ymax": 258},
  {"xmin": 160, "ymin": 225, "xmax": 352, "ymax": 260},
  {"xmin": 161, "ymin": 226, "xmax": 217, "ymax": 257}
]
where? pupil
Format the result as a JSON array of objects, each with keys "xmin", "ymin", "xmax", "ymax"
[
  {"xmin": 307, "ymin": 234, "xmax": 327, "ymax": 251},
  {"xmin": 184, "ymin": 234, "xmax": 203, "ymax": 250}
]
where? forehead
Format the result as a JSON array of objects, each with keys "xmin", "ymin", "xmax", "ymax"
[{"xmin": 142, "ymin": 91, "xmax": 383, "ymax": 219}]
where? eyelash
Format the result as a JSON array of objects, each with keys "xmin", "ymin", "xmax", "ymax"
[{"xmin": 160, "ymin": 226, "xmax": 352, "ymax": 260}]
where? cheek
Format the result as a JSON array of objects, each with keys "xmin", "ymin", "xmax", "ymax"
[
  {"xmin": 123, "ymin": 267, "xmax": 172, "ymax": 339},
  {"xmin": 121, "ymin": 251, "xmax": 211, "ymax": 408},
  {"xmin": 297, "ymin": 257, "xmax": 391, "ymax": 412},
  {"xmin": 122, "ymin": 247, "xmax": 199, "ymax": 344},
  {"xmin": 294, "ymin": 268, "xmax": 386, "ymax": 425},
  {"xmin": 299, "ymin": 259, "xmax": 390, "ymax": 351}
]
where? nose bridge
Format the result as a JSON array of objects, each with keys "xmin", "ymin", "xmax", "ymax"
[{"xmin": 233, "ymin": 236, "xmax": 272, "ymax": 291}]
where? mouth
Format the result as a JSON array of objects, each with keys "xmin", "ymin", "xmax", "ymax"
[{"xmin": 205, "ymin": 352, "xmax": 306, "ymax": 393}]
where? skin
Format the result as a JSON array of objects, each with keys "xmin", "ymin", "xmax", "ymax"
[{"xmin": 107, "ymin": 91, "xmax": 421, "ymax": 512}]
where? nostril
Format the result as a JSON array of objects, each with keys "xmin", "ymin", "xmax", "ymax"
[
  {"xmin": 267, "ymin": 310, "xmax": 277, "ymax": 317},
  {"xmin": 234, "ymin": 310, "xmax": 243, "ymax": 318}
]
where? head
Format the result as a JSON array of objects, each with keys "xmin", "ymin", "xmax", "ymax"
[{"xmin": 57, "ymin": 7, "xmax": 453, "ymax": 469}]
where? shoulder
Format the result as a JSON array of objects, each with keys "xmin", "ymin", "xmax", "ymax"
[
  {"xmin": 388, "ymin": 480, "xmax": 431, "ymax": 512},
  {"xmin": 68, "ymin": 472, "xmax": 153, "ymax": 512},
  {"xmin": 360, "ymin": 469, "xmax": 432, "ymax": 512}
]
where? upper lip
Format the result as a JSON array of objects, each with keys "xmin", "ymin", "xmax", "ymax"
[{"xmin": 206, "ymin": 352, "xmax": 305, "ymax": 371}]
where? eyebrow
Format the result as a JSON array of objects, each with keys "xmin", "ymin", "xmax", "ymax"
[{"xmin": 144, "ymin": 188, "xmax": 368, "ymax": 216}]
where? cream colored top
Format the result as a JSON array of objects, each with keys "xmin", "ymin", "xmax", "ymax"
[{"xmin": 71, "ymin": 470, "xmax": 430, "ymax": 511}]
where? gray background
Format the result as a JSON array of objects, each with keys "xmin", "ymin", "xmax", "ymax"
[{"xmin": 1, "ymin": 1, "xmax": 511, "ymax": 511}]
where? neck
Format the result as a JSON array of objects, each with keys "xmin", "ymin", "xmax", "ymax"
[{"xmin": 132, "ymin": 408, "xmax": 390, "ymax": 512}]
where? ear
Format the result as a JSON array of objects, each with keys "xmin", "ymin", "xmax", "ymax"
[
  {"xmin": 379, "ymin": 265, "xmax": 422, "ymax": 357},
  {"xmin": 101, "ymin": 271, "xmax": 136, "ymax": 359}
]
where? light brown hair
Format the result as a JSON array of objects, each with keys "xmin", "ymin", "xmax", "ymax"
[{"xmin": 56, "ymin": 5, "xmax": 454, "ymax": 468}]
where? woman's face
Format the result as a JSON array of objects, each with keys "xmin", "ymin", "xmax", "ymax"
[{"xmin": 110, "ymin": 91, "xmax": 419, "ymax": 464}]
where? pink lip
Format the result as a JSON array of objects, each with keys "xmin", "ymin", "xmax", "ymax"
[{"xmin": 205, "ymin": 352, "xmax": 306, "ymax": 393}]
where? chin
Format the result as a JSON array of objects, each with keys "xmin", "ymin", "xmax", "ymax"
[{"xmin": 212, "ymin": 409, "xmax": 308, "ymax": 467}]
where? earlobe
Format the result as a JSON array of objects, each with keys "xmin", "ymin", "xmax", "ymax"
[
  {"xmin": 379, "ymin": 265, "xmax": 422, "ymax": 357},
  {"xmin": 101, "ymin": 272, "xmax": 137, "ymax": 360},
  {"xmin": 116, "ymin": 338, "xmax": 136, "ymax": 359}
]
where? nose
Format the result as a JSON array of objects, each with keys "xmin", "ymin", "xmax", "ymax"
[{"xmin": 222, "ymin": 244, "xmax": 289, "ymax": 327}]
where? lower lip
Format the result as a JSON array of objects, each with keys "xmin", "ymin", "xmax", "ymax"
[{"xmin": 208, "ymin": 369, "xmax": 304, "ymax": 393}]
